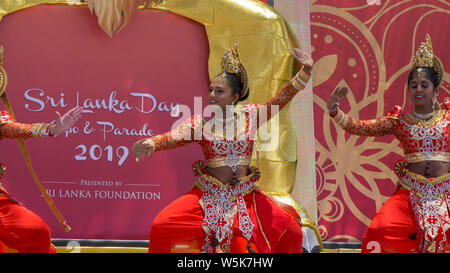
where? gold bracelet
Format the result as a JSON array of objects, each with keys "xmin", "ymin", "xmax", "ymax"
[
  {"xmin": 291, "ymin": 70, "xmax": 311, "ymax": 90},
  {"xmin": 142, "ymin": 138, "xmax": 156, "ymax": 155},
  {"xmin": 329, "ymin": 106, "xmax": 339, "ymax": 117},
  {"xmin": 297, "ymin": 70, "xmax": 311, "ymax": 83},
  {"xmin": 30, "ymin": 123, "xmax": 51, "ymax": 137},
  {"xmin": 291, "ymin": 76, "xmax": 305, "ymax": 90},
  {"xmin": 142, "ymin": 138, "xmax": 155, "ymax": 147},
  {"xmin": 333, "ymin": 110, "xmax": 349, "ymax": 127}
]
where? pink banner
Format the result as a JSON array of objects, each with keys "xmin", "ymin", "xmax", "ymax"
[{"xmin": 0, "ymin": 5, "xmax": 210, "ymax": 240}]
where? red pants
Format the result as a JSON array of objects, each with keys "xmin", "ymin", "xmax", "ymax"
[
  {"xmin": 361, "ymin": 187, "xmax": 450, "ymax": 253},
  {"xmin": 149, "ymin": 187, "xmax": 303, "ymax": 253},
  {"xmin": 0, "ymin": 196, "xmax": 56, "ymax": 253}
]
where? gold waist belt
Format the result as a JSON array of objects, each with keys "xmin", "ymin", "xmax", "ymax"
[
  {"xmin": 206, "ymin": 156, "xmax": 252, "ymax": 169},
  {"xmin": 405, "ymin": 151, "xmax": 450, "ymax": 163}
]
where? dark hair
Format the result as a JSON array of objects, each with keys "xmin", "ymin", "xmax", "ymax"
[
  {"xmin": 220, "ymin": 73, "xmax": 250, "ymax": 102},
  {"xmin": 407, "ymin": 67, "xmax": 440, "ymax": 88}
]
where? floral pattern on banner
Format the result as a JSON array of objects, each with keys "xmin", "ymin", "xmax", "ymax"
[{"xmin": 310, "ymin": 0, "xmax": 449, "ymax": 242}]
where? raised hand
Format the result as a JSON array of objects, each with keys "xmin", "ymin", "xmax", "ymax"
[
  {"xmin": 327, "ymin": 86, "xmax": 349, "ymax": 113},
  {"xmin": 132, "ymin": 138, "xmax": 155, "ymax": 162},
  {"xmin": 49, "ymin": 106, "xmax": 83, "ymax": 136},
  {"xmin": 290, "ymin": 48, "xmax": 314, "ymax": 74}
]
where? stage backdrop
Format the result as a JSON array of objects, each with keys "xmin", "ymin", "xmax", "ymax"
[
  {"xmin": 0, "ymin": 4, "xmax": 210, "ymax": 240},
  {"xmin": 310, "ymin": 0, "xmax": 449, "ymax": 244},
  {"xmin": 0, "ymin": 0, "xmax": 306, "ymax": 241}
]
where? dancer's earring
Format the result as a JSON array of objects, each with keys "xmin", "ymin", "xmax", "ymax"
[{"xmin": 432, "ymin": 93, "xmax": 438, "ymax": 110}]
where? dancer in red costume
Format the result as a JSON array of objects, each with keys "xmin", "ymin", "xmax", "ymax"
[
  {"xmin": 327, "ymin": 34, "xmax": 449, "ymax": 253},
  {"xmin": 133, "ymin": 43, "xmax": 313, "ymax": 253},
  {"xmin": 0, "ymin": 106, "xmax": 83, "ymax": 253}
]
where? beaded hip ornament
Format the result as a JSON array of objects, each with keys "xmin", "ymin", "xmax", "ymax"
[
  {"xmin": 198, "ymin": 175, "xmax": 256, "ymax": 253},
  {"xmin": 395, "ymin": 162, "xmax": 450, "ymax": 253}
]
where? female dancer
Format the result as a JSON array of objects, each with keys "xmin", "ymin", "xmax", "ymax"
[
  {"xmin": 0, "ymin": 106, "xmax": 83, "ymax": 253},
  {"xmin": 133, "ymin": 43, "xmax": 313, "ymax": 253},
  {"xmin": 327, "ymin": 34, "xmax": 448, "ymax": 253}
]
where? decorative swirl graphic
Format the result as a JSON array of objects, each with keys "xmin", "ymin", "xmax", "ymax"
[{"xmin": 311, "ymin": 0, "xmax": 449, "ymax": 242}]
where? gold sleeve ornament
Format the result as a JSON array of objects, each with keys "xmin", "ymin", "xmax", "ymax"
[
  {"xmin": 146, "ymin": 115, "xmax": 201, "ymax": 152},
  {"xmin": 0, "ymin": 122, "xmax": 51, "ymax": 138},
  {"xmin": 332, "ymin": 106, "xmax": 400, "ymax": 137}
]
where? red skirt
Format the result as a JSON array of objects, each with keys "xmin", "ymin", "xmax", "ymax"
[
  {"xmin": 0, "ymin": 193, "xmax": 56, "ymax": 253},
  {"xmin": 148, "ymin": 185, "xmax": 303, "ymax": 253},
  {"xmin": 361, "ymin": 186, "xmax": 450, "ymax": 253}
]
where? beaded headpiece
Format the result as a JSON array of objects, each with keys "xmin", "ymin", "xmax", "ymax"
[
  {"xmin": 412, "ymin": 34, "xmax": 443, "ymax": 86},
  {"xmin": 221, "ymin": 41, "xmax": 249, "ymax": 99}
]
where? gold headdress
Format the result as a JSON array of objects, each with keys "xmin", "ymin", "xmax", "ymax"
[
  {"xmin": 221, "ymin": 41, "xmax": 249, "ymax": 99},
  {"xmin": 412, "ymin": 34, "xmax": 444, "ymax": 86}
]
